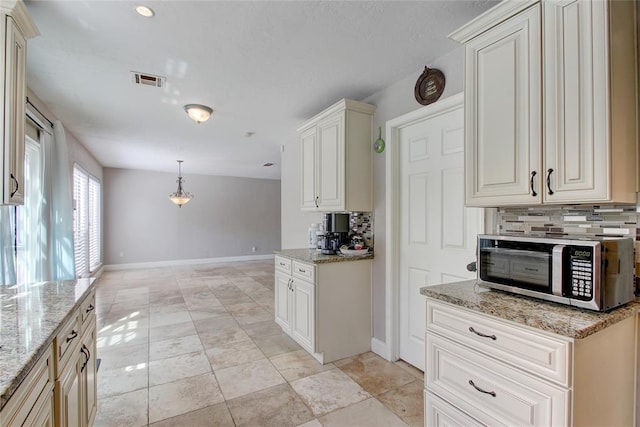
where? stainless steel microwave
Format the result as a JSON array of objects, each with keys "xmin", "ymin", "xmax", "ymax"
[{"xmin": 477, "ymin": 234, "xmax": 635, "ymax": 311}]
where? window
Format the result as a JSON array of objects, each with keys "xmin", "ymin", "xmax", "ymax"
[{"xmin": 73, "ymin": 165, "xmax": 101, "ymax": 277}]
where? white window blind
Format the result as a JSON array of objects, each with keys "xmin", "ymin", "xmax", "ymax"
[
  {"xmin": 73, "ymin": 165, "xmax": 101, "ymax": 277},
  {"xmin": 88, "ymin": 176, "xmax": 101, "ymax": 271}
]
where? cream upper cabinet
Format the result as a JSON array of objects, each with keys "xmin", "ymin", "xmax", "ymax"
[
  {"xmin": 462, "ymin": 3, "xmax": 542, "ymax": 206},
  {"xmin": 543, "ymin": 0, "xmax": 636, "ymax": 203},
  {"xmin": 298, "ymin": 98, "xmax": 375, "ymax": 212},
  {"xmin": 451, "ymin": 0, "xmax": 638, "ymax": 207},
  {"xmin": 0, "ymin": 0, "xmax": 38, "ymax": 205}
]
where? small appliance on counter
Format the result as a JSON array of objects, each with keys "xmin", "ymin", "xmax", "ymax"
[
  {"xmin": 320, "ymin": 213, "xmax": 350, "ymax": 254},
  {"xmin": 476, "ymin": 234, "xmax": 635, "ymax": 311}
]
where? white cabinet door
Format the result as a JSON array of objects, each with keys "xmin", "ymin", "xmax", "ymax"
[
  {"xmin": 425, "ymin": 391, "xmax": 485, "ymax": 427},
  {"xmin": 464, "ymin": 4, "xmax": 542, "ymax": 207},
  {"xmin": 80, "ymin": 325, "xmax": 97, "ymax": 427},
  {"xmin": 3, "ymin": 16, "xmax": 26, "ymax": 205},
  {"xmin": 300, "ymin": 126, "xmax": 318, "ymax": 210},
  {"xmin": 543, "ymin": 0, "xmax": 608, "ymax": 203},
  {"xmin": 274, "ymin": 271, "xmax": 292, "ymax": 331},
  {"xmin": 316, "ymin": 114, "xmax": 344, "ymax": 211},
  {"xmin": 291, "ymin": 277, "xmax": 315, "ymax": 352}
]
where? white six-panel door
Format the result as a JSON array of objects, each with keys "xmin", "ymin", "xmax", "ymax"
[{"xmin": 398, "ymin": 101, "xmax": 483, "ymax": 370}]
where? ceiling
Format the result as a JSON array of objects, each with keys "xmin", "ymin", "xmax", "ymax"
[{"xmin": 24, "ymin": 0, "xmax": 496, "ymax": 180}]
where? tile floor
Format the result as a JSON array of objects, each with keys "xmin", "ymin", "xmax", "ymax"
[{"xmin": 93, "ymin": 260, "xmax": 424, "ymax": 427}]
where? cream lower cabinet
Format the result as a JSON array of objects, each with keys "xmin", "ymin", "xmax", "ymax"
[
  {"xmin": 451, "ymin": 0, "xmax": 638, "ymax": 207},
  {"xmin": 55, "ymin": 290, "xmax": 97, "ymax": 427},
  {"xmin": 424, "ymin": 299, "xmax": 637, "ymax": 426},
  {"xmin": 298, "ymin": 99, "xmax": 376, "ymax": 212},
  {"xmin": 274, "ymin": 254, "xmax": 372, "ymax": 364},
  {"xmin": 0, "ymin": 346, "xmax": 55, "ymax": 427}
]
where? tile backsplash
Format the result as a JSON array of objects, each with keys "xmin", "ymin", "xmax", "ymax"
[
  {"xmin": 349, "ymin": 212, "xmax": 374, "ymax": 249},
  {"xmin": 495, "ymin": 204, "xmax": 638, "ymax": 238}
]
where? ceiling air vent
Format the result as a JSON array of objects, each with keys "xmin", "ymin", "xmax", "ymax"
[{"xmin": 131, "ymin": 71, "xmax": 165, "ymax": 88}]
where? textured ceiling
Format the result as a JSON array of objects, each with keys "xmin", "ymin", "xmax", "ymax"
[{"xmin": 24, "ymin": 0, "xmax": 496, "ymax": 179}]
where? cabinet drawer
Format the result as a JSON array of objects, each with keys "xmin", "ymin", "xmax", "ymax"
[
  {"xmin": 275, "ymin": 256, "xmax": 292, "ymax": 273},
  {"xmin": 55, "ymin": 314, "xmax": 81, "ymax": 375},
  {"xmin": 80, "ymin": 291, "xmax": 96, "ymax": 331},
  {"xmin": 425, "ymin": 390, "xmax": 485, "ymax": 427},
  {"xmin": 426, "ymin": 300, "xmax": 570, "ymax": 386},
  {"xmin": 292, "ymin": 261, "xmax": 314, "ymax": 282},
  {"xmin": 0, "ymin": 345, "xmax": 54, "ymax": 427},
  {"xmin": 426, "ymin": 333, "xmax": 569, "ymax": 427}
]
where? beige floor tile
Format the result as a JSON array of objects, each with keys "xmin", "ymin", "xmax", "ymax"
[
  {"xmin": 193, "ymin": 314, "xmax": 239, "ymax": 334},
  {"xmin": 188, "ymin": 306, "xmax": 229, "ymax": 321},
  {"xmin": 205, "ymin": 339, "xmax": 265, "ymax": 370},
  {"xmin": 296, "ymin": 420, "xmax": 322, "ymax": 427},
  {"xmin": 148, "ymin": 373, "xmax": 224, "ymax": 423},
  {"xmin": 332, "ymin": 351, "xmax": 377, "ymax": 368},
  {"xmin": 149, "ymin": 351, "xmax": 212, "ymax": 386},
  {"xmin": 318, "ymin": 398, "xmax": 408, "ymax": 427},
  {"xmin": 149, "ymin": 334, "xmax": 203, "ymax": 361},
  {"xmin": 241, "ymin": 320, "xmax": 283, "ymax": 338},
  {"xmin": 216, "ymin": 358, "xmax": 286, "ymax": 400},
  {"xmin": 290, "ymin": 369, "xmax": 370, "ymax": 416},
  {"xmin": 98, "ymin": 342, "xmax": 149, "ymax": 370},
  {"xmin": 226, "ymin": 383, "xmax": 314, "ymax": 427},
  {"xmin": 97, "ymin": 327, "xmax": 149, "ymax": 350},
  {"xmin": 338, "ymin": 354, "xmax": 416, "ymax": 395},
  {"xmin": 149, "ymin": 403, "xmax": 235, "ymax": 427},
  {"xmin": 149, "ymin": 310, "xmax": 193, "ymax": 328},
  {"xmin": 199, "ymin": 325, "xmax": 251, "ymax": 349},
  {"xmin": 228, "ymin": 303, "xmax": 273, "ymax": 325},
  {"xmin": 270, "ymin": 349, "xmax": 335, "ymax": 382},
  {"xmin": 97, "ymin": 364, "xmax": 148, "ymax": 398},
  {"xmin": 394, "ymin": 360, "xmax": 425, "ymax": 381},
  {"xmin": 377, "ymin": 380, "xmax": 424, "ymax": 427},
  {"xmin": 149, "ymin": 320, "xmax": 197, "ymax": 343},
  {"xmin": 253, "ymin": 332, "xmax": 303, "ymax": 357},
  {"xmin": 93, "ymin": 388, "xmax": 148, "ymax": 427}
]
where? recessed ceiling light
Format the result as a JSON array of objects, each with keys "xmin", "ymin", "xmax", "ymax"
[{"xmin": 135, "ymin": 5, "xmax": 155, "ymax": 17}]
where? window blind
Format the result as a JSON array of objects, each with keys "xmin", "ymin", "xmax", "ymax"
[
  {"xmin": 73, "ymin": 166, "xmax": 89, "ymax": 277},
  {"xmin": 88, "ymin": 176, "xmax": 101, "ymax": 271}
]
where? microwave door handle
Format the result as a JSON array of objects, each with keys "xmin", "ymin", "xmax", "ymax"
[{"xmin": 552, "ymin": 245, "xmax": 565, "ymax": 296}]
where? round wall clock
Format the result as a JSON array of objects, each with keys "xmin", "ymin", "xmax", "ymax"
[{"xmin": 414, "ymin": 66, "xmax": 445, "ymax": 105}]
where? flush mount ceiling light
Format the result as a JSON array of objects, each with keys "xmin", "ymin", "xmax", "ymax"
[
  {"xmin": 135, "ymin": 5, "xmax": 155, "ymax": 17},
  {"xmin": 184, "ymin": 104, "xmax": 213, "ymax": 123},
  {"xmin": 169, "ymin": 160, "xmax": 193, "ymax": 208}
]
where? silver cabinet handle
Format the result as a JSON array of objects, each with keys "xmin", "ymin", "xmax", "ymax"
[
  {"xmin": 469, "ymin": 327, "xmax": 496, "ymax": 340},
  {"xmin": 469, "ymin": 380, "xmax": 496, "ymax": 397}
]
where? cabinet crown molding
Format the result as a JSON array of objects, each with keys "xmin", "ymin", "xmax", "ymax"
[
  {"xmin": 449, "ymin": 0, "xmax": 538, "ymax": 43},
  {"xmin": 297, "ymin": 98, "xmax": 376, "ymax": 133},
  {"xmin": 1, "ymin": 0, "xmax": 39, "ymax": 39}
]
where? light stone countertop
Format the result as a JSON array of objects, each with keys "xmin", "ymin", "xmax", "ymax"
[
  {"xmin": 0, "ymin": 278, "xmax": 95, "ymax": 411},
  {"xmin": 420, "ymin": 280, "xmax": 640, "ymax": 339},
  {"xmin": 275, "ymin": 248, "xmax": 374, "ymax": 264}
]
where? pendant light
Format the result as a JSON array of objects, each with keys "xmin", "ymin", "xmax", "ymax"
[{"xmin": 169, "ymin": 160, "xmax": 193, "ymax": 207}]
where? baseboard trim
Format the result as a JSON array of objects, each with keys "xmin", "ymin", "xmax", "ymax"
[
  {"xmin": 371, "ymin": 337, "xmax": 392, "ymax": 361},
  {"xmin": 104, "ymin": 254, "xmax": 275, "ymax": 271}
]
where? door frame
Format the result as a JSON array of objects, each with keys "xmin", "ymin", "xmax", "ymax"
[{"xmin": 383, "ymin": 92, "xmax": 464, "ymax": 361}]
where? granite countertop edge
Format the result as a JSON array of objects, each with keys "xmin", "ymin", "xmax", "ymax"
[
  {"xmin": 274, "ymin": 248, "xmax": 374, "ymax": 264},
  {"xmin": 0, "ymin": 279, "xmax": 96, "ymax": 411},
  {"xmin": 420, "ymin": 280, "xmax": 639, "ymax": 340}
]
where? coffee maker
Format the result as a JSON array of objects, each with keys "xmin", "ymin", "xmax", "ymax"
[{"xmin": 320, "ymin": 213, "xmax": 349, "ymax": 254}]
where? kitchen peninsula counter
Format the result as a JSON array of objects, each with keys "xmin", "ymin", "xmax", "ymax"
[
  {"xmin": 420, "ymin": 280, "xmax": 639, "ymax": 339},
  {"xmin": 275, "ymin": 248, "xmax": 373, "ymax": 264},
  {"xmin": 0, "ymin": 278, "xmax": 95, "ymax": 410}
]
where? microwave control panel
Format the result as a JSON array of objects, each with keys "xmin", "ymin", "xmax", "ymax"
[{"xmin": 568, "ymin": 246, "xmax": 593, "ymax": 300}]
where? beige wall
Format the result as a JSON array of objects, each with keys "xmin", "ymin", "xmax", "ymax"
[{"xmin": 103, "ymin": 168, "xmax": 281, "ymax": 265}]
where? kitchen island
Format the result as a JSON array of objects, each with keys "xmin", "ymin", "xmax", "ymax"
[
  {"xmin": 274, "ymin": 249, "xmax": 372, "ymax": 364},
  {"xmin": 0, "ymin": 278, "xmax": 96, "ymax": 426},
  {"xmin": 421, "ymin": 280, "xmax": 639, "ymax": 426}
]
